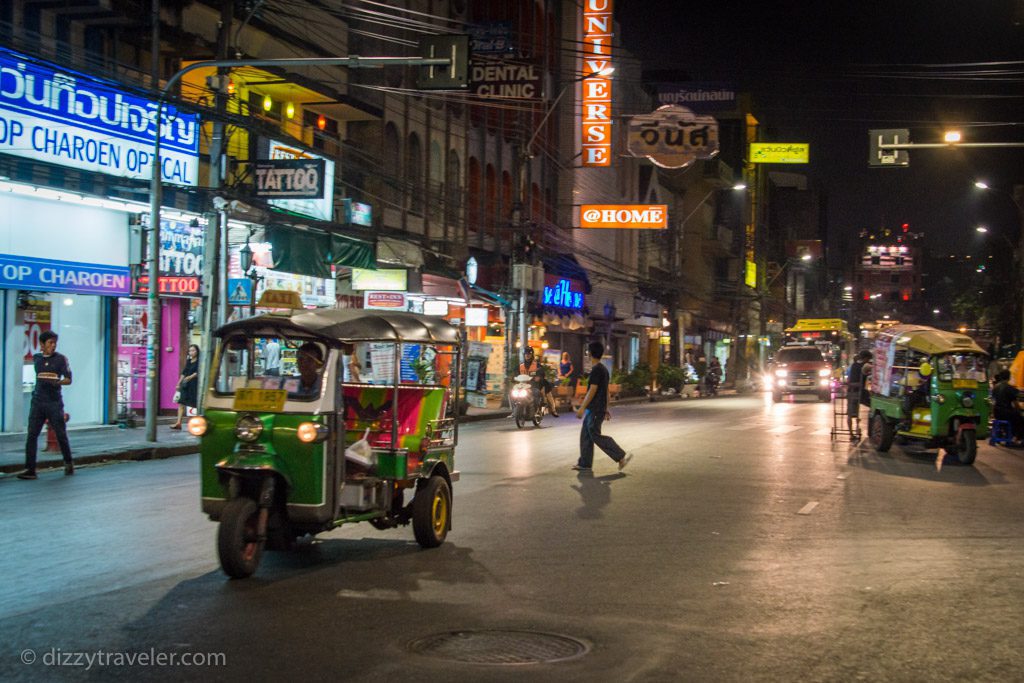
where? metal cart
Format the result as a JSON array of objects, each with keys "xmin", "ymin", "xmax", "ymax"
[{"xmin": 831, "ymin": 381, "xmax": 862, "ymax": 441}]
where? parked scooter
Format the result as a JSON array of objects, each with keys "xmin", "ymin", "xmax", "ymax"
[{"xmin": 510, "ymin": 374, "xmax": 545, "ymax": 428}]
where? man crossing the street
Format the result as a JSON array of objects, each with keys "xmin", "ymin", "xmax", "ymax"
[{"xmin": 574, "ymin": 340, "xmax": 632, "ymax": 472}]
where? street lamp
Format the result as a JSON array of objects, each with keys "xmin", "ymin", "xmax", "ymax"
[
  {"xmin": 974, "ymin": 179, "xmax": 1024, "ymax": 344},
  {"xmin": 238, "ymin": 236, "xmax": 264, "ymax": 316}
]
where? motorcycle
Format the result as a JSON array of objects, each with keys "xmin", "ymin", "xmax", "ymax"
[
  {"xmin": 704, "ymin": 369, "xmax": 721, "ymax": 396},
  {"xmin": 510, "ymin": 373, "xmax": 545, "ymax": 428}
]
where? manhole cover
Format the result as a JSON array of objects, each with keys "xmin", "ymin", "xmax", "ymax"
[{"xmin": 409, "ymin": 629, "xmax": 590, "ymax": 665}]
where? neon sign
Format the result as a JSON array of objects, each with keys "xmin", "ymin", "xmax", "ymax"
[
  {"xmin": 543, "ymin": 278, "xmax": 584, "ymax": 310},
  {"xmin": 581, "ymin": 0, "xmax": 613, "ymax": 167}
]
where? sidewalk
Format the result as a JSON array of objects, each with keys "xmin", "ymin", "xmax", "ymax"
[{"xmin": 0, "ymin": 391, "xmax": 739, "ymax": 477}]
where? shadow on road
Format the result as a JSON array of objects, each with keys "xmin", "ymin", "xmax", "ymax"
[
  {"xmin": 843, "ymin": 444, "xmax": 1006, "ymax": 486},
  {"xmin": 570, "ymin": 471, "xmax": 625, "ymax": 519}
]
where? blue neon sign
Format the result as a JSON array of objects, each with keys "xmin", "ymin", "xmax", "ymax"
[{"xmin": 543, "ymin": 278, "xmax": 584, "ymax": 310}]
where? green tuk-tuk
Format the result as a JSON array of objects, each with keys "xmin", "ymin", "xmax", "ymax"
[
  {"xmin": 190, "ymin": 309, "xmax": 461, "ymax": 578},
  {"xmin": 867, "ymin": 324, "xmax": 989, "ymax": 465}
]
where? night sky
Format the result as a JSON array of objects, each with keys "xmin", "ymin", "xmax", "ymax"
[{"xmin": 615, "ymin": 0, "xmax": 1024, "ymax": 260}]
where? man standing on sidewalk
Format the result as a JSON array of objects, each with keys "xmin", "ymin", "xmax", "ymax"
[
  {"xmin": 574, "ymin": 340, "xmax": 632, "ymax": 472},
  {"xmin": 18, "ymin": 330, "xmax": 74, "ymax": 479}
]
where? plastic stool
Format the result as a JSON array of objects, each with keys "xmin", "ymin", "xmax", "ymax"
[{"xmin": 989, "ymin": 419, "xmax": 1013, "ymax": 446}]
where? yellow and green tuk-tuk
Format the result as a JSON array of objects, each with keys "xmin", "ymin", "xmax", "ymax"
[
  {"xmin": 189, "ymin": 309, "xmax": 461, "ymax": 578},
  {"xmin": 868, "ymin": 324, "xmax": 989, "ymax": 465}
]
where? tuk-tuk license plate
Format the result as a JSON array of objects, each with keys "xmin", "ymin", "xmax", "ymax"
[
  {"xmin": 952, "ymin": 379, "xmax": 978, "ymax": 389},
  {"xmin": 233, "ymin": 388, "xmax": 287, "ymax": 412}
]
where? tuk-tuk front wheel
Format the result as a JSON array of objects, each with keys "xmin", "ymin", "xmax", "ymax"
[
  {"xmin": 948, "ymin": 430, "xmax": 977, "ymax": 466},
  {"xmin": 870, "ymin": 413, "xmax": 894, "ymax": 452},
  {"xmin": 412, "ymin": 476, "xmax": 451, "ymax": 548},
  {"xmin": 217, "ymin": 497, "xmax": 265, "ymax": 579}
]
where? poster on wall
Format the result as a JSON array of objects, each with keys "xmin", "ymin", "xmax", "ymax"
[{"xmin": 22, "ymin": 299, "xmax": 51, "ymax": 361}]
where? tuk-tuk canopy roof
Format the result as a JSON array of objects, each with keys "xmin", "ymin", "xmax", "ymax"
[
  {"xmin": 216, "ymin": 309, "xmax": 461, "ymax": 345},
  {"xmin": 785, "ymin": 318, "xmax": 850, "ymax": 334},
  {"xmin": 877, "ymin": 324, "xmax": 986, "ymax": 356}
]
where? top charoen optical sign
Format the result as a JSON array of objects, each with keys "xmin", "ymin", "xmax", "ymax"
[
  {"xmin": 579, "ymin": 204, "xmax": 667, "ymax": 229},
  {"xmin": 580, "ymin": 0, "xmax": 613, "ymax": 167}
]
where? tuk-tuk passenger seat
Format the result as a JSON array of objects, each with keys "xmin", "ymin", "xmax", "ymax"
[{"xmin": 341, "ymin": 384, "xmax": 448, "ymax": 453}]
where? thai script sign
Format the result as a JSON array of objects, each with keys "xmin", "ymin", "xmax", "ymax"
[
  {"xmin": 0, "ymin": 253, "xmax": 130, "ymax": 295},
  {"xmin": 579, "ymin": 204, "xmax": 668, "ymax": 229},
  {"xmin": 264, "ymin": 139, "xmax": 335, "ymax": 221},
  {"xmin": 133, "ymin": 218, "xmax": 205, "ymax": 297},
  {"xmin": 749, "ymin": 142, "xmax": 809, "ymax": 164},
  {"xmin": 627, "ymin": 105, "xmax": 719, "ymax": 169},
  {"xmin": 581, "ymin": 0, "xmax": 613, "ymax": 167},
  {"xmin": 467, "ymin": 22, "xmax": 514, "ymax": 54},
  {"xmin": 654, "ymin": 82, "xmax": 737, "ymax": 113},
  {"xmin": 543, "ymin": 276, "xmax": 585, "ymax": 310},
  {"xmin": 0, "ymin": 48, "xmax": 199, "ymax": 185},
  {"xmin": 254, "ymin": 158, "xmax": 326, "ymax": 199}
]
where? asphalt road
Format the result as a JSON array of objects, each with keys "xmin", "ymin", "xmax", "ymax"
[{"xmin": 2, "ymin": 394, "xmax": 1023, "ymax": 682}]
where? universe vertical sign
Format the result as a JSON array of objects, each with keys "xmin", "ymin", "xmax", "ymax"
[{"xmin": 581, "ymin": 0, "xmax": 613, "ymax": 167}]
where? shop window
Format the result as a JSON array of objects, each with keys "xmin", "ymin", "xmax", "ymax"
[
  {"xmin": 407, "ymin": 133, "xmax": 423, "ymax": 215},
  {"xmin": 383, "ymin": 123, "xmax": 401, "ymax": 206}
]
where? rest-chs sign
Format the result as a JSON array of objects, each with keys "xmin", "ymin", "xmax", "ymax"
[{"xmin": 253, "ymin": 158, "xmax": 326, "ymax": 199}]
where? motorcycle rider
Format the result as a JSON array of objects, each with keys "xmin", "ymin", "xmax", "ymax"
[
  {"xmin": 520, "ymin": 347, "xmax": 559, "ymax": 417},
  {"xmin": 706, "ymin": 356, "xmax": 723, "ymax": 396}
]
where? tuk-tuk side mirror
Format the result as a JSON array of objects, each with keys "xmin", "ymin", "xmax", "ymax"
[{"xmin": 919, "ymin": 362, "xmax": 933, "ymax": 377}]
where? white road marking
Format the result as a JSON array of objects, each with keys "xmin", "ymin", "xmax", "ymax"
[
  {"xmin": 767, "ymin": 425, "xmax": 802, "ymax": 434},
  {"xmin": 809, "ymin": 428, "xmax": 833, "ymax": 436},
  {"xmin": 797, "ymin": 501, "xmax": 819, "ymax": 515},
  {"xmin": 836, "ymin": 473, "xmax": 849, "ymax": 480}
]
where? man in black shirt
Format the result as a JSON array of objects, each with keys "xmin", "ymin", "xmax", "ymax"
[
  {"xmin": 18, "ymin": 330, "xmax": 74, "ymax": 479},
  {"xmin": 574, "ymin": 341, "xmax": 631, "ymax": 471},
  {"xmin": 992, "ymin": 369, "xmax": 1024, "ymax": 444},
  {"xmin": 846, "ymin": 350, "xmax": 872, "ymax": 439}
]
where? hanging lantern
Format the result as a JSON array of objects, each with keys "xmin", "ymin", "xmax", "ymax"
[
  {"xmin": 285, "ymin": 102, "xmax": 295, "ymax": 119},
  {"xmin": 317, "ymin": 114, "xmax": 327, "ymax": 130},
  {"xmin": 262, "ymin": 94, "xmax": 272, "ymax": 111},
  {"xmin": 226, "ymin": 79, "xmax": 236, "ymax": 96}
]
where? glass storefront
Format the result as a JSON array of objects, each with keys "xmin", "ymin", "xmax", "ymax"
[{"xmin": 2, "ymin": 290, "xmax": 106, "ymax": 432}]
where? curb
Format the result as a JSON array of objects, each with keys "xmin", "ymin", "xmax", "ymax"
[{"xmin": 0, "ymin": 443, "xmax": 198, "ymax": 476}]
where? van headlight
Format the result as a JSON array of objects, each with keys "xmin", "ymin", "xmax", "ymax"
[
  {"xmin": 235, "ymin": 414, "xmax": 264, "ymax": 442},
  {"xmin": 187, "ymin": 416, "xmax": 209, "ymax": 436},
  {"xmin": 818, "ymin": 368, "xmax": 831, "ymax": 377},
  {"xmin": 297, "ymin": 421, "xmax": 329, "ymax": 443},
  {"xmin": 775, "ymin": 369, "xmax": 787, "ymax": 378}
]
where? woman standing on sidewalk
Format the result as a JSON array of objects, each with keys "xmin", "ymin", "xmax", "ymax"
[{"xmin": 171, "ymin": 345, "xmax": 200, "ymax": 430}]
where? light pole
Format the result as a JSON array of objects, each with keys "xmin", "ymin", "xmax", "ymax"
[{"xmin": 238, "ymin": 236, "xmax": 264, "ymax": 317}]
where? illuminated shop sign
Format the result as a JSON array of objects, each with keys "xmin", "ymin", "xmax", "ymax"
[
  {"xmin": 581, "ymin": 0, "xmax": 613, "ymax": 167},
  {"xmin": 0, "ymin": 48, "xmax": 199, "ymax": 185},
  {"xmin": 351, "ymin": 268, "xmax": 407, "ymax": 291},
  {"xmin": 134, "ymin": 217, "xmax": 204, "ymax": 297},
  {"xmin": 749, "ymin": 142, "xmax": 809, "ymax": 164},
  {"xmin": 0, "ymin": 253, "xmax": 130, "ymax": 295},
  {"xmin": 253, "ymin": 158, "xmax": 326, "ymax": 199},
  {"xmin": 579, "ymin": 204, "xmax": 667, "ymax": 229},
  {"xmin": 543, "ymin": 277, "xmax": 585, "ymax": 310},
  {"xmin": 264, "ymin": 139, "xmax": 335, "ymax": 221}
]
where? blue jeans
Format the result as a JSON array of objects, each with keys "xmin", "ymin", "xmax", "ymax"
[{"xmin": 578, "ymin": 410, "xmax": 625, "ymax": 468}]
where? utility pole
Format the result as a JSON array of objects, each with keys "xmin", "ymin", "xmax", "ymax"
[{"xmin": 144, "ymin": 0, "xmax": 162, "ymax": 442}]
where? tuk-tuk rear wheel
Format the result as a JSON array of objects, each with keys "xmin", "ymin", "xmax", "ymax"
[
  {"xmin": 218, "ymin": 497, "xmax": 265, "ymax": 579},
  {"xmin": 870, "ymin": 413, "xmax": 894, "ymax": 452},
  {"xmin": 412, "ymin": 476, "xmax": 451, "ymax": 548},
  {"xmin": 949, "ymin": 430, "xmax": 977, "ymax": 465}
]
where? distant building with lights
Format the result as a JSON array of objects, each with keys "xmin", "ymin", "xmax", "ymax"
[{"xmin": 851, "ymin": 226, "xmax": 924, "ymax": 324}]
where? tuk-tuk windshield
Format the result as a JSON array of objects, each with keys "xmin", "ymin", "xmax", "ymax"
[
  {"xmin": 214, "ymin": 334, "xmax": 327, "ymax": 400},
  {"xmin": 935, "ymin": 353, "xmax": 988, "ymax": 382}
]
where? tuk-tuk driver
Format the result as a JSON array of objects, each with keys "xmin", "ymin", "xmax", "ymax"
[{"xmin": 293, "ymin": 343, "xmax": 324, "ymax": 397}]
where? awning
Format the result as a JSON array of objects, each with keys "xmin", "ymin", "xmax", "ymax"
[
  {"xmin": 266, "ymin": 223, "xmax": 375, "ymax": 278},
  {"xmin": 378, "ymin": 237, "xmax": 425, "ymax": 268},
  {"xmin": 542, "ymin": 253, "xmax": 591, "ymax": 293}
]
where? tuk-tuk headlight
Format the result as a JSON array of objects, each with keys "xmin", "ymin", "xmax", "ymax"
[
  {"xmin": 935, "ymin": 394, "xmax": 946, "ymax": 404},
  {"xmin": 235, "ymin": 415, "xmax": 264, "ymax": 442},
  {"xmin": 961, "ymin": 395, "xmax": 974, "ymax": 408},
  {"xmin": 187, "ymin": 416, "xmax": 208, "ymax": 436},
  {"xmin": 297, "ymin": 421, "xmax": 329, "ymax": 443}
]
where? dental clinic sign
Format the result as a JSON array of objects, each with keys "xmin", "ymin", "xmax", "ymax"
[{"xmin": 0, "ymin": 49, "xmax": 199, "ymax": 185}]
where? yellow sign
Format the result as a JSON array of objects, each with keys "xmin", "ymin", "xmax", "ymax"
[
  {"xmin": 257, "ymin": 289, "xmax": 304, "ymax": 309},
  {"xmin": 952, "ymin": 379, "xmax": 978, "ymax": 389},
  {"xmin": 351, "ymin": 268, "xmax": 408, "ymax": 291},
  {"xmin": 745, "ymin": 259, "xmax": 757, "ymax": 289},
  {"xmin": 749, "ymin": 142, "xmax": 809, "ymax": 164},
  {"xmin": 233, "ymin": 388, "xmax": 287, "ymax": 412}
]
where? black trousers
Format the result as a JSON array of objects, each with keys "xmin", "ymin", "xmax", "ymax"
[{"xmin": 25, "ymin": 400, "xmax": 72, "ymax": 471}]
